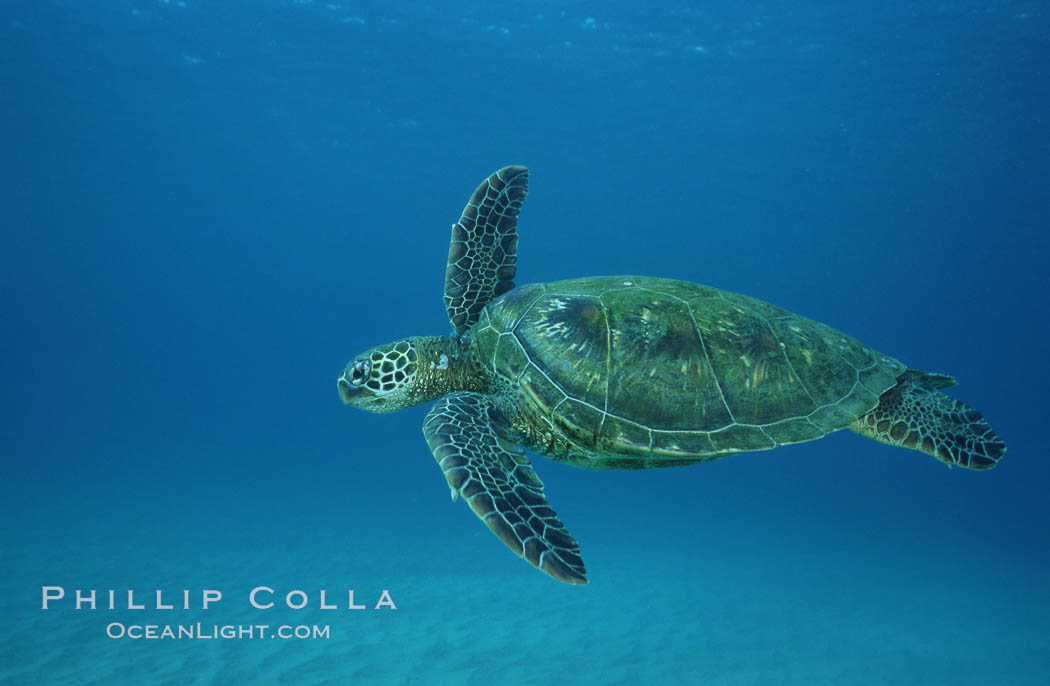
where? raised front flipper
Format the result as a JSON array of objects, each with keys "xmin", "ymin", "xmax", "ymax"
[
  {"xmin": 444, "ymin": 166, "xmax": 529, "ymax": 336},
  {"xmin": 422, "ymin": 391, "xmax": 587, "ymax": 584}
]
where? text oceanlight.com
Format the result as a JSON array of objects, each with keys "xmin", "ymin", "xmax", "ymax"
[{"xmin": 105, "ymin": 623, "xmax": 330, "ymax": 640}]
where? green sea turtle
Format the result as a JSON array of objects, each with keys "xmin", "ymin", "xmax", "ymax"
[{"xmin": 337, "ymin": 166, "xmax": 1006, "ymax": 585}]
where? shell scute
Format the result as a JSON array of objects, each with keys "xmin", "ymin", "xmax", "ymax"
[
  {"xmin": 511, "ymin": 293, "xmax": 609, "ymax": 405},
  {"xmin": 688, "ymin": 297, "xmax": 816, "ymax": 425},
  {"xmin": 518, "ymin": 364, "xmax": 566, "ymax": 411},
  {"xmin": 769, "ymin": 316, "xmax": 856, "ymax": 406},
  {"xmin": 761, "ymin": 416, "xmax": 824, "ymax": 446},
  {"xmin": 709, "ymin": 424, "xmax": 776, "ymax": 453},
  {"xmin": 551, "ymin": 398, "xmax": 603, "ymax": 451},
  {"xmin": 598, "ymin": 418, "xmax": 651, "ymax": 457},
  {"xmin": 490, "ymin": 333, "xmax": 530, "ymax": 382},
  {"xmin": 603, "ymin": 290, "xmax": 730, "ymax": 431},
  {"xmin": 652, "ymin": 429, "xmax": 717, "ymax": 456},
  {"xmin": 808, "ymin": 385, "xmax": 881, "ymax": 432}
]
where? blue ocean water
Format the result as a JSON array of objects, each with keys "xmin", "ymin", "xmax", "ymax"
[{"xmin": 2, "ymin": 1, "xmax": 1047, "ymax": 684}]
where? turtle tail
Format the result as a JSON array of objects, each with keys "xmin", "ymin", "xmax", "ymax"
[{"xmin": 850, "ymin": 370, "xmax": 1006, "ymax": 470}]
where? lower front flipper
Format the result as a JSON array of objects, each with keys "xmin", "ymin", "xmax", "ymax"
[{"xmin": 423, "ymin": 391, "xmax": 588, "ymax": 584}]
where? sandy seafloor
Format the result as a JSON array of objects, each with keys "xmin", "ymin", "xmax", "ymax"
[{"xmin": 3, "ymin": 437, "xmax": 1047, "ymax": 686}]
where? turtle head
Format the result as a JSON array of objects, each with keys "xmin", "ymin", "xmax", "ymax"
[{"xmin": 337, "ymin": 339, "xmax": 420, "ymax": 414}]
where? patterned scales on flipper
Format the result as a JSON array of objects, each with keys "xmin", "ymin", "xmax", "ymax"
[
  {"xmin": 852, "ymin": 370, "xmax": 1006, "ymax": 469},
  {"xmin": 422, "ymin": 391, "xmax": 588, "ymax": 584},
  {"xmin": 444, "ymin": 166, "xmax": 529, "ymax": 336}
]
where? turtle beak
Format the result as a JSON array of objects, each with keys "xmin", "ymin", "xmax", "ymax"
[{"xmin": 337, "ymin": 371, "xmax": 359, "ymax": 404}]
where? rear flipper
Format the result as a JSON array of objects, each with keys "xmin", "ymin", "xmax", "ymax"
[{"xmin": 850, "ymin": 370, "xmax": 1006, "ymax": 470}]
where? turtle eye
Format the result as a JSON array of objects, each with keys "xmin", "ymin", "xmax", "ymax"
[{"xmin": 349, "ymin": 359, "xmax": 371, "ymax": 386}]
